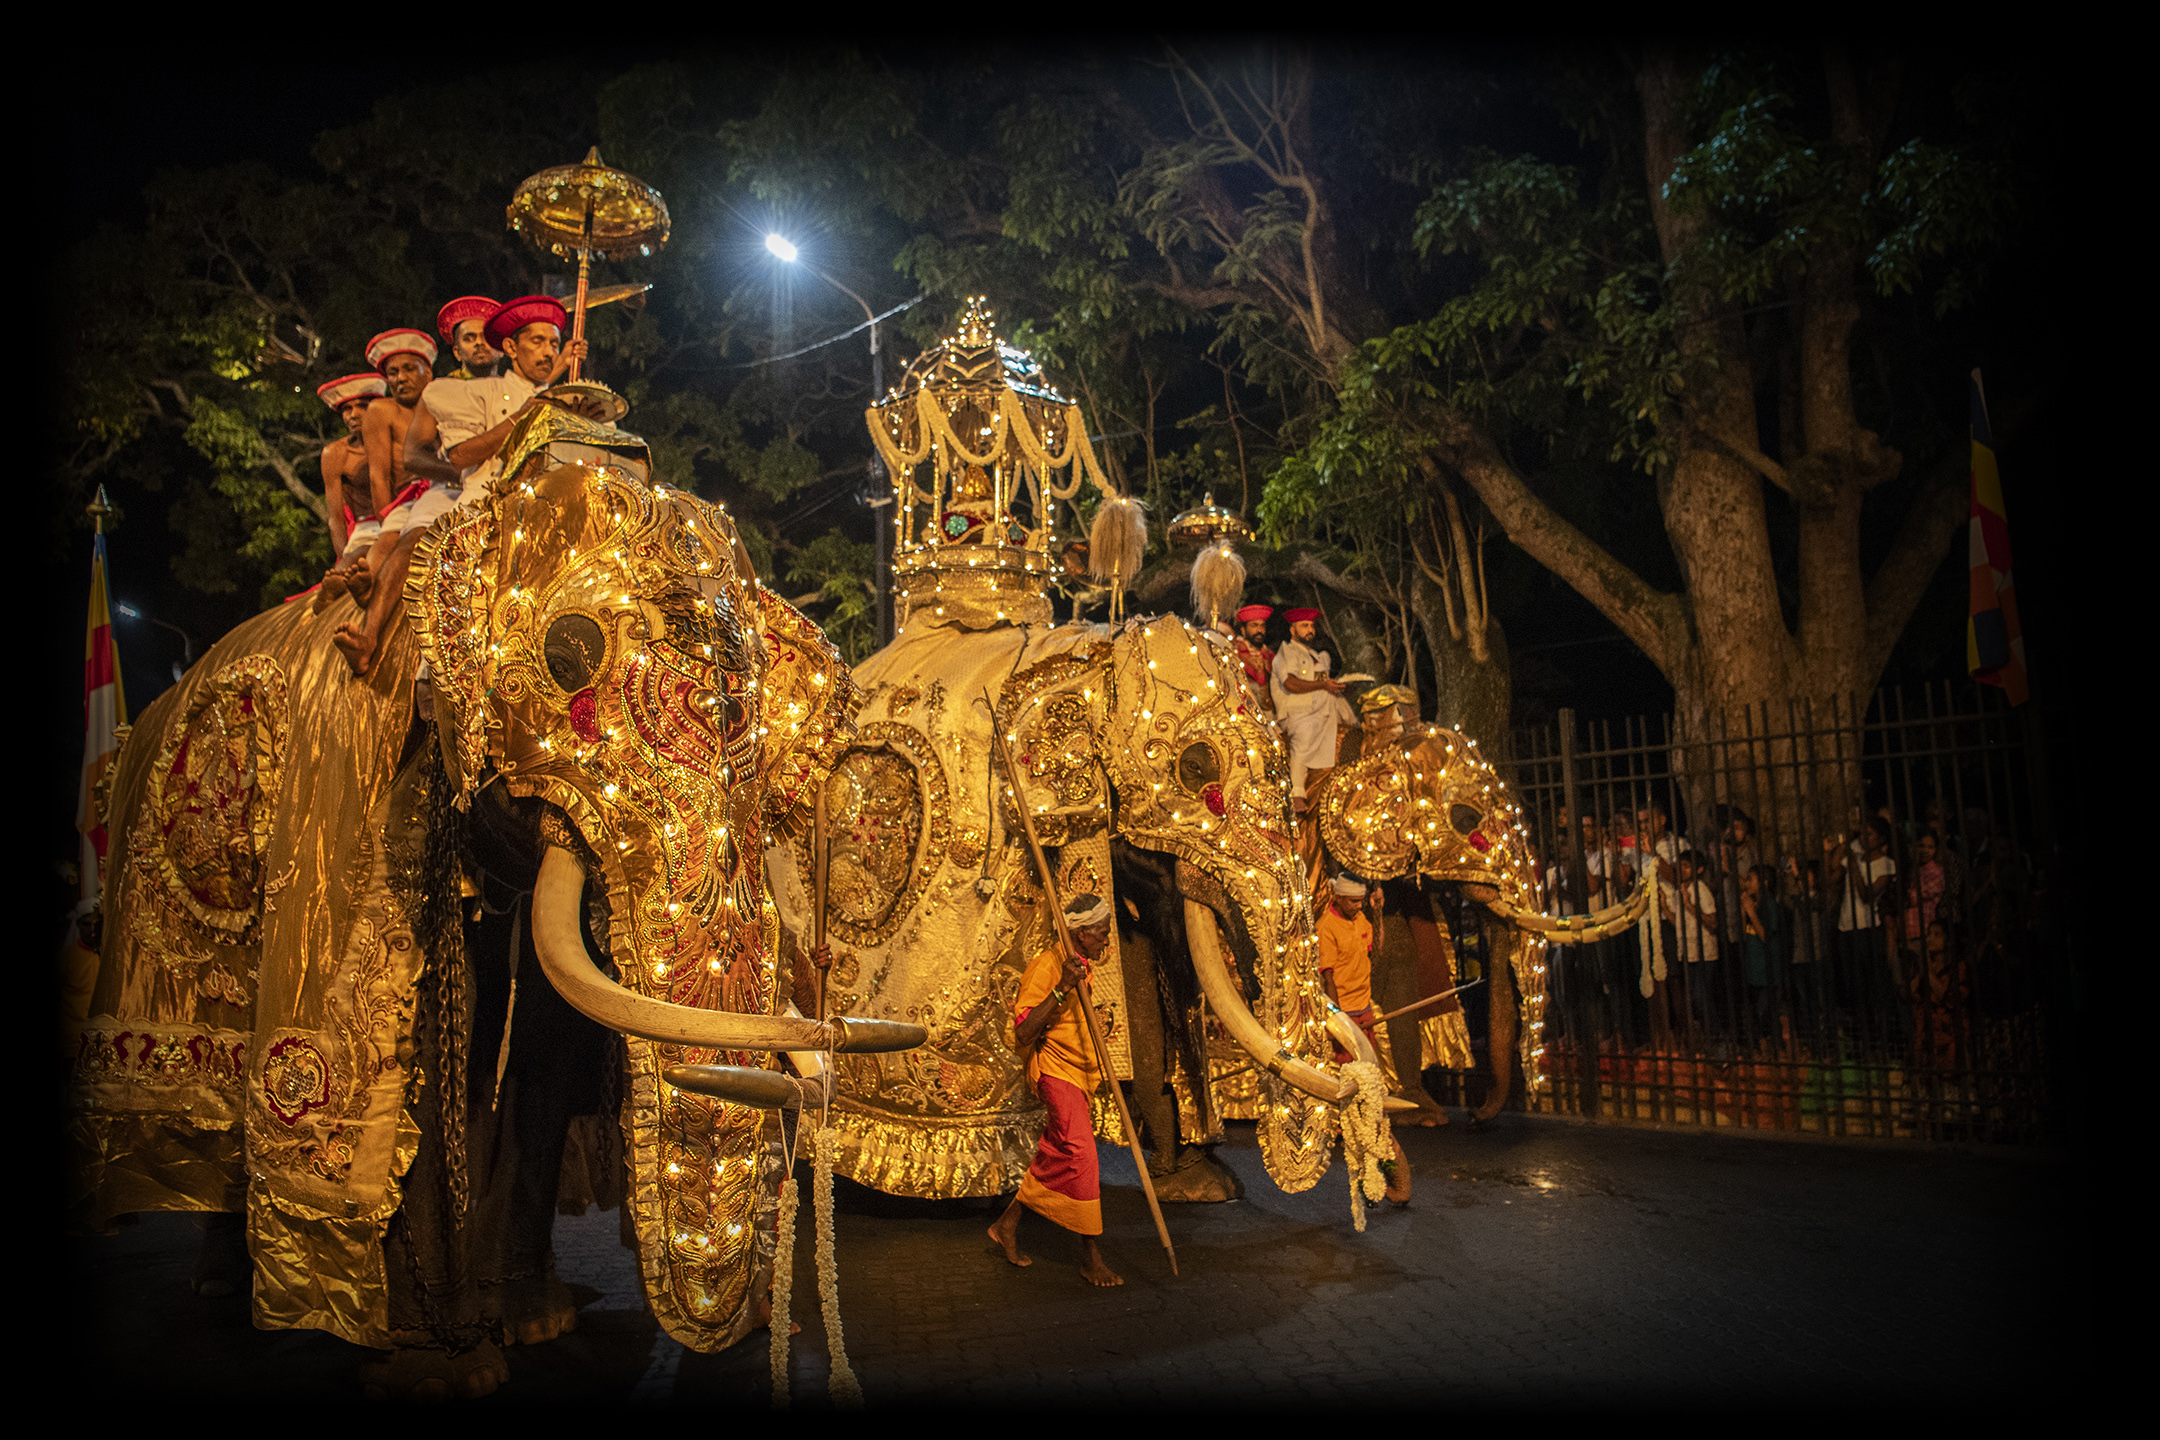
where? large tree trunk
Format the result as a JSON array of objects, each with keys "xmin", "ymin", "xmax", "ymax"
[{"xmin": 1410, "ymin": 570, "xmax": 1511, "ymax": 745}]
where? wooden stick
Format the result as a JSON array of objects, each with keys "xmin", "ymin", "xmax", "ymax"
[
  {"xmin": 1373, "ymin": 978, "xmax": 1484, "ymax": 1025},
  {"xmin": 813, "ymin": 781, "xmax": 831, "ymax": 1025},
  {"xmin": 989, "ymin": 709, "xmax": 1178, "ymax": 1277}
]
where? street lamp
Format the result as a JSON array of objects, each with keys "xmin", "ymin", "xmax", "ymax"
[
  {"xmin": 116, "ymin": 602, "xmax": 195, "ymax": 684},
  {"xmin": 765, "ymin": 234, "xmax": 893, "ymax": 646}
]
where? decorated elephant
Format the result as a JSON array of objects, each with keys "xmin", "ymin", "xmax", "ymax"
[
  {"xmin": 1312, "ymin": 713, "xmax": 1650, "ymax": 1121},
  {"xmin": 766, "ymin": 303, "xmax": 1377, "ymax": 1211},
  {"xmin": 69, "ymin": 398, "xmax": 922, "ymax": 1396}
]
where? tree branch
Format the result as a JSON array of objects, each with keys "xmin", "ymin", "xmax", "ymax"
[
  {"xmin": 1425, "ymin": 422, "xmax": 1684, "ymax": 676},
  {"xmin": 260, "ymin": 443, "xmax": 329, "ymax": 522}
]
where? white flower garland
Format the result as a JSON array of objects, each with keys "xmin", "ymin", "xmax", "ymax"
[
  {"xmin": 1338, "ymin": 1059, "xmax": 1391, "ymax": 1233},
  {"xmin": 814, "ymin": 1122, "xmax": 863, "ymax": 1409},
  {"xmin": 768, "ymin": 1111, "xmax": 865, "ymax": 1410},
  {"xmin": 1637, "ymin": 863, "xmax": 1665, "ymax": 996},
  {"xmin": 768, "ymin": 1159, "xmax": 798, "ymax": 1408}
]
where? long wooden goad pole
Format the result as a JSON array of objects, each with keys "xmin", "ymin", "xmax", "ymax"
[
  {"xmin": 989, "ymin": 717, "xmax": 1178, "ymax": 1277},
  {"xmin": 813, "ymin": 781, "xmax": 830, "ymax": 1026}
]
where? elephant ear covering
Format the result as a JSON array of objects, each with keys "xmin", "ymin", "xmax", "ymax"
[
  {"xmin": 1088, "ymin": 494, "xmax": 1147, "ymax": 588},
  {"xmin": 752, "ymin": 585, "xmax": 864, "ymax": 842},
  {"xmin": 1188, "ymin": 543, "xmax": 1245, "ymax": 627}
]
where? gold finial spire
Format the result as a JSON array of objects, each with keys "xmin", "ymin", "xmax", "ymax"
[{"xmin": 865, "ymin": 299, "xmax": 1124, "ymax": 629}]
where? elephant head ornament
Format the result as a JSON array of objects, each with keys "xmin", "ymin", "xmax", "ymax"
[
  {"xmin": 1316, "ymin": 724, "xmax": 1652, "ymax": 1092},
  {"xmin": 410, "ymin": 404, "xmax": 925, "ymax": 1346}
]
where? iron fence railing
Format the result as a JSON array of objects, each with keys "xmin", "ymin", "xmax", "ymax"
[{"xmin": 1423, "ymin": 682, "xmax": 2068, "ymax": 1145}]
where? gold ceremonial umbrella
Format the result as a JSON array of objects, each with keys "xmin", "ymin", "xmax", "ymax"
[{"xmin": 506, "ymin": 147, "xmax": 669, "ymax": 407}]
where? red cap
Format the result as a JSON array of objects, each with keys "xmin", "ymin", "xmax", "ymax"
[
  {"xmin": 365, "ymin": 328, "xmax": 438, "ymax": 374},
  {"xmin": 485, "ymin": 294, "xmax": 568, "ymax": 348},
  {"xmin": 437, "ymin": 295, "xmax": 503, "ymax": 342},
  {"xmin": 1234, "ymin": 604, "xmax": 1273, "ymax": 623},
  {"xmin": 1284, "ymin": 607, "xmax": 1322, "ymax": 623},
  {"xmin": 315, "ymin": 372, "xmax": 386, "ymax": 411}
]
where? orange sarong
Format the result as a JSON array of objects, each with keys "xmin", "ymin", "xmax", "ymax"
[{"xmin": 1015, "ymin": 1074, "xmax": 1101, "ymax": 1235}]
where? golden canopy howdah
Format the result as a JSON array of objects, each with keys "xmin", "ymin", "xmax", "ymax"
[{"xmin": 865, "ymin": 298, "xmax": 1139, "ymax": 627}]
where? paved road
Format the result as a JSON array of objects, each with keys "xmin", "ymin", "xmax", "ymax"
[{"xmin": 67, "ymin": 1115, "xmax": 2089, "ymax": 1409}]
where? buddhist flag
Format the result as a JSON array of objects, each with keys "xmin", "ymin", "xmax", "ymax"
[
  {"xmin": 1965, "ymin": 371, "xmax": 2028, "ymax": 705},
  {"xmin": 77, "ymin": 505, "xmax": 128, "ymax": 903}
]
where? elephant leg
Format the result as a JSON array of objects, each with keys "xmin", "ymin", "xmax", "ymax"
[
  {"xmin": 1117, "ymin": 930, "xmax": 1177, "ymax": 1177},
  {"xmin": 374, "ymin": 920, "xmax": 505, "ymax": 1400},
  {"xmin": 468, "ymin": 901, "xmax": 605, "ymax": 1347},
  {"xmin": 1472, "ymin": 922, "xmax": 1520, "ymax": 1123},
  {"xmin": 1375, "ymin": 910, "xmax": 1446, "ymax": 1126}
]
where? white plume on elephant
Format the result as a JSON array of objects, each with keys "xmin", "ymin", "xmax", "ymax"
[
  {"xmin": 70, "ymin": 396, "xmax": 923, "ymax": 1379},
  {"xmin": 765, "ymin": 301, "xmax": 1364, "ymax": 1204},
  {"xmin": 1314, "ymin": 723, "xmax": 1652, "ymax": 1120}
]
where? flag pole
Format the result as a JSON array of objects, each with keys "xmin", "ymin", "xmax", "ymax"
[{"xmin": 987, "ymin": 699, "xmax": 1177, "ymax": 1277}]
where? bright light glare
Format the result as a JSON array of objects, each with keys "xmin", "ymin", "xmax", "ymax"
[
  {"xmin": 117, "ymin": 603, "xmax": 140, "ymax": 618},
  {"xmin": 764, "ymin": 233, "xmax": 799, "ymax": 263}
]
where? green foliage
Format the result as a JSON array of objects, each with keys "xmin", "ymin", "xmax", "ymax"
[{"xmin": 784, "ymin": 530, "xmax": 877, "ymax": 662}]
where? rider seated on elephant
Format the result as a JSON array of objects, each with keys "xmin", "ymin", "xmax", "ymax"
[
  {"xmin": 308, "ymin": 372, "xmax": 387, "ymax": 611},
  {"xmin": 319, "ymin": 330, "xmax": 440, "ymax": 613},
  {"xmin": 1319, "ymin": 874, "xmax": 1380, "ymax": 1057},
  {"xmin": 334, "ymin": 297, "xmax": 584, "ymax": 676},
  {"xmin": 1271, "ymin": 608, "xmax": 1348, "ymax": 813},
  {"xmin": 989, "ymin": 893, "xmax": 1122, "ymax": 1288}
]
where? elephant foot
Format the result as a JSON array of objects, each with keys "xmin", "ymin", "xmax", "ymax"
[
  {"xmin": 484, "ymin": 1272, "xmax": 580, "ymax": 1346},
  {"xmin": 191, "ymin": 1212, "xmax": 247, "ymax": 1297},
  {"xmin": 1383, "ymin": 1136, "xmax": 1412, "ymax": 1206},
  {"xmin": 1149, "ymin": 1150, "xmax": 1244, "ymax": 1203},
  {"xmin": 1389, "ymin": 1091, "xmax": 1449, "ymax": 1128},
  {"xmin": 359, "ymin": 1340, "xmax": 508, "ymax": 1402}
]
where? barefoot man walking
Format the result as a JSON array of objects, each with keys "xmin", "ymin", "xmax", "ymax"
[{"xmin": 989, "ymin": 893, "xmax": 1124, "ymax": 1287}]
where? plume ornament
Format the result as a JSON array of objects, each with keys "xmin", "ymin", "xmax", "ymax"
[{"xmin": 1189, "ymin": 542, "xmax": 1246, "ymax": 628}]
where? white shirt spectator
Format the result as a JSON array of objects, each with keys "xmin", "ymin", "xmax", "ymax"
[
  {"xmin": 1584, "ymin": 846, "xmax": 1630, "ymax": 906},
  {"xmin": 1663, "ymin": 878, "xmax": 1721, "ymax": 962},
  {"xmin": 1836, "ymin": 846, "xmax": 1896, "ymax": 931},
  {"xmin": 1544, "ymin": 862, "xmax": 1578, "ymax": 916}
]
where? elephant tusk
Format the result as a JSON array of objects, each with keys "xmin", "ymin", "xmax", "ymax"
[
  {"xmin": 1183, "ymin": 899, "xmax": 1357, "ymax": 1105},
  {"xmin": 533, "ymin": 846, "xmax": 930, "ymax": 1053},
  {"xmin": 662, "ymin": 1063, "xmax": 820, "ymax": 1110},
  {"xmin": 1323, "ymin": 1000, "xmax": 1383, "ymax": 1070},
  {"xmin": 1484, "ymin": 886, "xmax": 1649, "ymax": 942}
]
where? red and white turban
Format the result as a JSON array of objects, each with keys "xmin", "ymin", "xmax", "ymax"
[
  {"xmin": 1329, "ymin": 874, "xmax": 1369, "ymax": 898},
  {"xmin": 315, "ymin": 372, "xmax": 386, "ymax": 411},
  {"xmin": 484, "ymin": 294, "xmax": 569, "ymax": 349},
  {"xmin": 436, "ymin": 295, "xmax": 503, "ymax": 342},
  {"xmin": 365, "ymin": 328, "xmax": 438, "ymax": 374}
]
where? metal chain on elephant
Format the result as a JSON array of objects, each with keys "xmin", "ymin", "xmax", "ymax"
[{"xmin": 1337, "ymin": 1059, "xmax": 1391, "ymax": 1232}]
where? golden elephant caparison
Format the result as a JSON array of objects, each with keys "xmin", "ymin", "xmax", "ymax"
[
  {"xmin": 766, "ymin": 300, "xmax": 1375, "ymax": 1205},
  {"xmin": 71, "ymin": 397, "xmax": 923, "ymax": 1360}
]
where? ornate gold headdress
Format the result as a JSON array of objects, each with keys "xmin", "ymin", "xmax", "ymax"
[{"xmin": 865, "ymin": 299, "xmax": 1130, "ymax": 627}]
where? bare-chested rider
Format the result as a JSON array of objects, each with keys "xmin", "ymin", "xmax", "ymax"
[
  {"xmin": 340, "ymin": 328, "xmax": 439, "ymax": 609},
  {"xmin": 335, "ymin": 295, "xmax": 582, "ymax": 676},
  {"xmin": 309, "ymin": 372, "xmax": 387, "ymax": 610}
]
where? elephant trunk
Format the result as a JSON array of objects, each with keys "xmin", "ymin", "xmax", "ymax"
[
  {"xmin": 1184, "ymin": 899, "xmax": 1357, "ymax": 1104},
  {"xmin": 532, "ymin": 846, "xmax": 924, "ymax": 1053}
]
